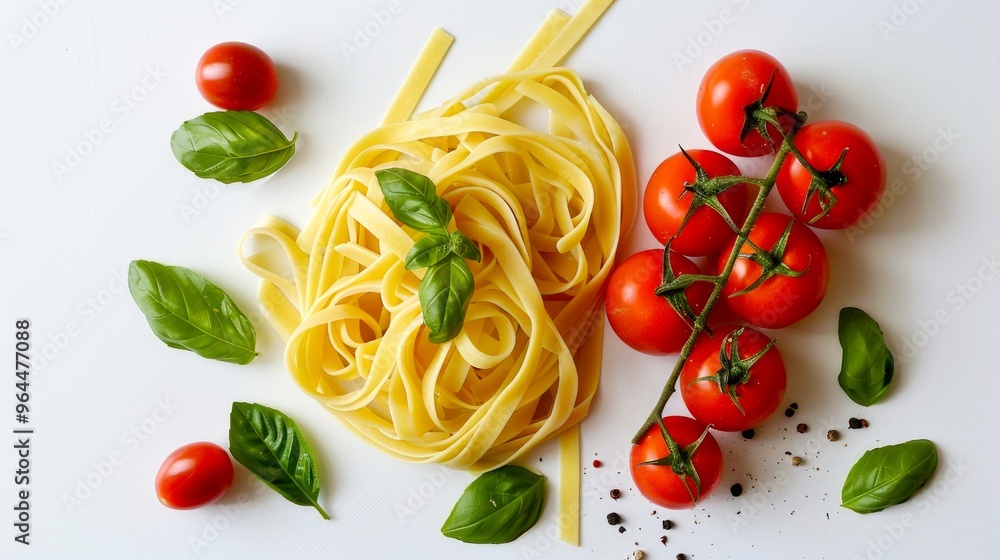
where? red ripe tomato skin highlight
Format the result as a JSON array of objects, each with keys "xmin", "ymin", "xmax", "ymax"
[
  {"xmin": 697, "ymin": 50, "xmax": 799, "ymax": 157},
  {"xmin": 605, "ymin": 249, "xmax": 713, "ymax": 355},
  {"xmin": 718, "ymin": 213, "xmax": 829, "ymax": 329},
  {"xmin": 155, "ymin": 442, "xmax": 234, "ymax": 510},
  {"xmin": 630, "ymin": 416, "xmax": 723, "ymax": 509},
  {"xmin": 196, "ymin": 42, "xmax": 279, "ymax": 111},
  {"xmin": 777, "ymin": 121, "xmax": 888, "ymax": 229},
  {"xmin": 680, "ymin": 325, "xmax": 787, "ymax": 432},
  {"xmin": 643, "ymin": 149, "xmax": 748, "ymax": 256}
]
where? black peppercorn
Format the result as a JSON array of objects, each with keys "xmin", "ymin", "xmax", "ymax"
[
  {"xmin": 610, "ymin": 488, "xmax": 622, "ymax": 500},
  {"xmin": 797, "ymin": 423, "xmax": 808, "ymax": 433},
  {"xmin": 662, "ymin": 519, "xmax": 673, "ymax": 530},
  {"xmin": 730, "ymin": 483, "xmax": 743, "ymax": 497},
  {"xmin": 618, "ymin": 526, "xmax": 626, "ymax": 534},
  {"xmin": 607, "ymin": 512, "xmax": 621, "ymax": 525},
  {"xmin": 849, "ymin": 417, "xmax": 862, "ymax": 429},
  {"xmin": 741, "ymin": 428, "xmax": 755, "ymax": 439}
]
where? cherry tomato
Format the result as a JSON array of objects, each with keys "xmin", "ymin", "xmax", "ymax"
[
  {"xmin": 717, "ymin": 212, "xmax": 829, "ymax": 329},
  {"xmin": 155, "ymin": 442, "xmax": 233, "ymax": 510},
  {"xmin": 196, "ymin": 42, "xmax": 278, "ymax": 110},
  {"xmin": 680, "ymin": 325, "xmax": 786, "ymax": 432},
  {"xmin": 776, "ymin": 121, "xmax": 887, "ymax": 229},
  {"xmin": 605, "ymin": 249, "xmax": 713, "ymax": 355},
  {"xmin": 630, "ymin": 416, "xmax": 722, "ymax": 509},
  {"xmin": 643, "ymin": 149, "xmax": 748, "ymax": 256},
  {"xmin": 697, "ymin": 50, "xmax": 798, "ymax": 157}
]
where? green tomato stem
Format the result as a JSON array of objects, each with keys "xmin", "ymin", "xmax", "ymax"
[{"xmin": 632, "ymin": 137, "xmax": 795, "ymax": 444}]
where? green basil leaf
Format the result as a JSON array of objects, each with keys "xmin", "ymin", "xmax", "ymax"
[
  {"xmin": 842, "ymin": 439, "xmax": 938, "ymax": 514},
  {"xmin": 127, "ymin": 260, "xmax": 258, "ymax": 364},
  {"xmin": 405, "ymin": 234, "xmax": 451, "ymax": 270},
  {"xmin": 375, "ymin": 167, "xmax": 452, "ymax": 236},
  {"xmin": 170, "ymin": 111, "xmax": 297, "ymax": 184},
  {"xmin": 449, "ymin": 231, "xmax": 482, "ymax": 262},
  {"xmin": 229, "ymin": 402, "xmax": 330, "ymax": 519},
  {"xmin": 838, "ymin": 307, "xmax": 895, "ymax": 406},
  {"xmin": 441, "ymin": 465, "xmax": 546, "ymax": 544},
  {"xmin": 419, "ymin": 253, "xmax": 475, "ymax": 343}
]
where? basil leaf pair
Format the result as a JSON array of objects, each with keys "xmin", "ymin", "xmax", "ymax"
[
  {"xmin": 838, "ymin": 307, "xmax": 894, "ymax": 406},
  {"xmin": 842, "ymin": 439, "xmax": 938, "ymax": 514},
  {"xmin": 441, "ymin": 465, "xmax": 547, "ymax": 544},
  {"xmin": 375, "ymin": 168, "xmax": 481, "ymax": 343},
  {"xmin": 170, "ymin": 111, "xmax": 297, "ymax": 183},
  {"xmin": 229, "ymin": 402, "xmax": 330, "ymax": 519},
  {"xmin": 128, "ymin": 260, "xmax": 258, "ymax": 364}
]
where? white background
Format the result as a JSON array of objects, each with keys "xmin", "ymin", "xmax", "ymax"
[{"xmin": 2, "ymin": 0, "xmax": 998, "ymax": 559}]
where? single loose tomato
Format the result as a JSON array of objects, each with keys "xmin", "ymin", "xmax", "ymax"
[
  {"xmin": 630, "ymin": 416, "xmax": 722, "ymax": 509},
  {"xmin": 155, "ymin": 442, "xmax": 233, "ymax": 510},
  {"xmin": 697, "ymin": 50, "xmax": 798, "ymax": 157},
  {"xmin": 776, "ymin": 121, "xmax": 887, "ymax": 229},
  {"xmin": 196, "ymin": 42, "xmax": 278, "ymax": 110},
  {"xmin": 680, "ymin": 325, "xmax": 786, "ymax": 432},
  {"xmin": 643, "ymin": 149, "xmax": 748, "ymax": 256},
  {"xmin": 606, "ymin": 249, "xmax": 713, "ymax": 355},
  {"xmin": 717, "ymin": 212, "xmax": 829, "ymax": 329}
]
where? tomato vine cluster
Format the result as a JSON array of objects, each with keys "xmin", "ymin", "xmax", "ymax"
[{"xmin": 604, "ymin": 50, "xmax": 887, "ymax": 508}]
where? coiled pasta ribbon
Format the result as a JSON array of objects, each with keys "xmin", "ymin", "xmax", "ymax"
[{"xmin": 240, "ymin": 2, "xmax": 634, "ymax": 477}]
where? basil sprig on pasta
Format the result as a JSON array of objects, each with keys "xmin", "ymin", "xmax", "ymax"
[{"xmin": 375, "ymin": 168, "xmax": 481, "ymax": 343}]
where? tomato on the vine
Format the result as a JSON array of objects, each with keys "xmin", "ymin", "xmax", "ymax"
[
  {"xmin": 776, "ymin": 120, "xmax": 887, "ymax": 229},
  {"xmin": 196, "ymin": 42, "xmax": 279, "ymax": 110},
  {"xmin": 630, "ymin": 416, "xmax": 723, "ymax": 509},
  {"xmin": 718, "ymin": 212, "xmax": 829, "ymax": 329},
  {"xmin": 606, "ymin": 249, "xmax": 713, "ymax": 355},
  {"xmin": 155, "ymin": 442, "xmax": 234, "ymax": 510},
  {"xmin": 680, "ymin": 325, "xmax": 786, "ymax": 432},
  {"xmin": 643, "ymin": 149, "xmax": 748, "ymax": 256},
  {"xmin": 697, "ymin": 50, "xmax": 798, "ymax": 157}
]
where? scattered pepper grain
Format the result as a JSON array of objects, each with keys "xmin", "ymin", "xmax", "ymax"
[
  {"xmin": 797, "ymin": 423, "xmax": 808, "ymax": 433},
  {"xmin": 827, "ymin": 429, "xmax": 840, "ymax": 442}
]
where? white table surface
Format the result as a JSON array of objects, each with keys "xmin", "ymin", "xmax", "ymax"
[{"xmin": 3, "ymin": 1, "xmax": 999, "ymax": 558}]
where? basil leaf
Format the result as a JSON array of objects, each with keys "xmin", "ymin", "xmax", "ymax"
[
  {"xmin": 419, "ymin": 253, "xmax": 475, "ymax": 343},
  {"xmin": 838, "ymin": 307, "xmax": 895, "ymax": 406},
  {"xmin": 441, "ymin": 465, "xmax": 546, "ymax": 544},
  {"xmin": 127, "ymin": 260, "xmax": 258, "ymax": 364},
  {"xmin": 375, "ymin": 167, "xmax": 452, "ymax": 236},
  {"xmin": 229, "ymin": 402, "xmax": 330, "ymax": 519},
  {"xmin": 170, "ymin": 111, "xmax": 297, "ymax": 184},
  {"xmin": 405, "ymin": 234, "xmax": 451, "ymax": 270},
  {"xmin": 449, "ymin": 231, "xmax": 482, "ymax": 262},
  {"xmin": 842, "ymin": 439, "xmax": 938, "ymax": 514}
]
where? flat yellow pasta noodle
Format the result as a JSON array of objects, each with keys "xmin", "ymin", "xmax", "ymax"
[{"xmin": 239, "ymin": 0, "xmax": 630, "ymax": 543}]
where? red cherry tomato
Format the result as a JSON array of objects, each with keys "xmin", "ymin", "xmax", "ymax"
[
  {"xmin": 630, "ymin": 416, "xmax": 723, "ymax": 509},
  {"xmin": 718, "ymin": 212, "xmax": 829, "ymax": 329},
  {"xmin": 776, "ymin": 121, "xmax": 887, "ymax": 229},
  {"xmin": 643, "ymin": 149, "xmax": 748, "ymax": 256},
  {"xmin": 680, "ymin": 325, "xmax": 787, "ymax": 432},
  {"xmin": 605, "ymin": 249, "xmax": 713, "ymax": 355},
  {"xmin": 155, "ymin": 442, "xmax": 233, "ymax": 510},
  {"xmin": 697, "ymin": 50, "xmax": 798, "ymax": 157},
  {"xmin": 196, "ymin": 42, "xmax": 278, "ymax": 110}
]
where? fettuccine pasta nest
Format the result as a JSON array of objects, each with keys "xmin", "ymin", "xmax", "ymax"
[{"xmin": 242, "ymin": 13, "xmax": 634, "ymax": 472}]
